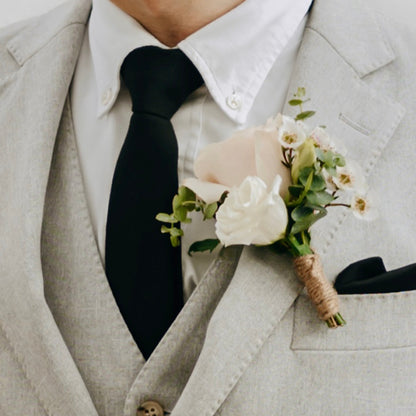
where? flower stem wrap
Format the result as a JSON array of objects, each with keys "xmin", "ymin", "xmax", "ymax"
[{"xmin": 293, "ymin": 254, "xmax": 345, "ymax": 328}]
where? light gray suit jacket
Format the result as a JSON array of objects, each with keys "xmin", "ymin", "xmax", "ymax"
[{"xmin": 1, "ymin": 0, "xmax": 416, "ymax": 415}]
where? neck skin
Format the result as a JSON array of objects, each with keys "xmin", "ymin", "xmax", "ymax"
[{"xmin": 110, "ymin": 0, "xmax": 245, "ymax": 47}]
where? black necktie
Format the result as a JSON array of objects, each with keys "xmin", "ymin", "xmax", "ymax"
[{"xmin": 105, "ymin": 46, "xmax": 203, "ymax": 359}]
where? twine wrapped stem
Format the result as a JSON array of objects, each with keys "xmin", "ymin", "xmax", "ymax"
[{"xmin": 293, "ymin": 254, "xmax": 345, "ymax": 328}]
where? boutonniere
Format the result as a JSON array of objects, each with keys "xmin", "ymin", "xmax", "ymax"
[{"xmin": 157, "ymin": 88, "xmax": 374, "ymax": 328}]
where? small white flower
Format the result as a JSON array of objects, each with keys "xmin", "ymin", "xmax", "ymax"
[
  {"xmin": 310, "ymin": 127, "xmax": 334, "ymax": 150},
  {"xmin": 215, "ymin": 176, "xmax": 288, "ymax": 247},
  {"xmin": 263, "ymin": 114, "xmax": 281, "ymax": 132},
  {"xmin": 310, "ymin": 127, "xmax": 347, "ymax": 155},
  {"xmin": 350, "ymin": 193, "xmax": 377, "ymax": 220},
  {"xmin": 322, "ymin": 168, "xmax": 338, "ymax": 192},
  {"xmin": 332, "ymin": 162, "xmax": 366, "ymax": 192},
  {"xmin": 277, "ymin": 115, "xmax": 307, "ymax": 149}
]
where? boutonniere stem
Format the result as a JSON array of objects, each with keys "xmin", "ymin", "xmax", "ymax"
[{"xmin": 293, "ymin": 254, "xmax": 345, "ymax": 328}]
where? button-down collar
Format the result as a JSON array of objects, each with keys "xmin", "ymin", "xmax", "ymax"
[{"xmin": 90, "ymin": 0, "xmax": 312, "ymax": 123}]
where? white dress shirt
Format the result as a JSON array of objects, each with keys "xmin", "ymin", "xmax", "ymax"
[{"xmin": 70, "ymin": 0, "xmax": 311, "ymax": 300}]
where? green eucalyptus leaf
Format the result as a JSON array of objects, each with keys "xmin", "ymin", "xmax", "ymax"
[
  {"xmin": 173, "ymin": 194, "xmax": 182, "ymax": 209},
  {"xmin": 155, "ymin": 213, "xmax": 177, "ymax": 224},
  {"xmin": 290, "ymin": 204, "xmax": 327, "ymax": 234},
  {"xmin": 306, "ymin": 190, "xmax": 335, "ymax": 206},
  {"xmin": 310, "ymin": 175, "xmax": 326, "ymax": 191},
  {"xmin": 186, "ymin": 202, "xmax": 197, "ymax": 211},
  {"xmin": 170, "ymin": 235, "xmax": 180, "ymax": 247},
  {"xmin": 188, "ymin": 239, "xmax": 220, "ymax": 256},
  {"xmin": 288, "ymin": 185, "xmax": 304, "ymax": 198},
  {"xmin": 170, "ymin": 227, "xmax": 184, "ymax": 238},
  {"xmin": 325, "ymin": 166, "xmax": 336, "ymax": 177},
  {"xmin": 173, "ymin": 190, "xmax": 195, "ymax": 220},
  {"xmin": 316, "ymin": 149, "xmax": 336, "ymax": 168},
  {"xmin": 204, "ymin": 202, "xmax": 218, "ymax": 220},
  {"xmin": 291, "ymin": 209, "xmax": 327, "ymax": 234},
  {"xmin": 289, "ymin": 99, "xmax": 303, "ymax": 106},
  {"xmin": 296, "ymin": 87, "xmax": 306, "ymax": 98},
  {"xmin": 298, "ymin": 168, "xmax": 325, "ymax": 191},
  {"xmin": 298, "ymin": 167, "xmax": 314, "ymax": 184},
  {"xmin": 178, "ymin": 186, "xmax": 196, "ymax": 202},
  {"xmin": 172, "ymin": 195, "xmax": 186, "ymax": 220},
  {"xmin": 291, "ymin": 216, "xmax": 315, "ymax": 234},
  {"xmin": 333, "ymin": 153, "xmax": 346, "ymax": 167},
  {"xmin": 173, "ymin": 205, "xmax": 188, "ymax": 222},
  {"xmin": 161, "ymin": 225, "xmax": 171, "ymax": 234},
  {"xmin": 325, "ymin": 150, "xmax": 336, "ymax": 162},
  {"xmin": 291, "ymin": 205, "xmax": 314, "ymax": 221},
  {"xmin": 295, "ymin": 110, "xmax": 316, "ymax": 121},
  {"xmin": 315, "ymin": 147, "xmax": 326, "ymax": 162}
]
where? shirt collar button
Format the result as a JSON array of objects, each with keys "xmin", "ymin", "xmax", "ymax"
[{"xmin": 226, "ymin": 92, "xmax": 242, "ymax": 110}]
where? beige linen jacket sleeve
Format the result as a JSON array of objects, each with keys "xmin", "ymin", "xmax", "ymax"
[{"xmin": 0, "ymin": 0, "xmax": 415, "ymax": 415}]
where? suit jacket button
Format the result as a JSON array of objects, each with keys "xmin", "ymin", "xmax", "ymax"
[{"xmin": 137, "ymin": 400, "xmax": 164, "ymax": 416}]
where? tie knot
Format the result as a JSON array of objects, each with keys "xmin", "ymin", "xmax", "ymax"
[{"xmin": 121, "ymin": 46, "xmax": 203, "ymax": 119}]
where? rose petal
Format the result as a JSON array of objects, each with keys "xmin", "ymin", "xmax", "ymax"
[
  {"xmin": 254, "ymin": 133, "xmax": 291, "ymax": 195},
  {"xmin": 215, "ymin": 176, "xmax": 288, "ymax": 247},
  {"xmin": 193, "ymin": 117, "xmax": 292, "ymax": 198},
  {"xmin": 194, "ymin": 129, "xmax": 257, "ymax": 188},
  {"xmin": 182, "ymin": 178, "xmax": 229, "ymax": 204}
]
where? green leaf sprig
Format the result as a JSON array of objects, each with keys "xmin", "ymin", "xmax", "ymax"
[
  {"xmin": 289, "ymin": 87, "xmax": 316, "ymax": 122},
  {"xmin": 279, "ymin": 91, "xmax": 348, "ymax": 257},
  {"xmin": 156, "ymin": 186, "xmax": 224, "ymax": 251}
]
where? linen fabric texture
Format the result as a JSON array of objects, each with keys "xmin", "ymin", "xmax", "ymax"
[{"xmin": 0, "ymin": 0, "xmax": 416, "ymax": 415}]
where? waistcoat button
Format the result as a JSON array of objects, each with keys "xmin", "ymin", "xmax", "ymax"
[{"xmin": 137, "ymin": 400, "xmax": 164, "ymax": 416}]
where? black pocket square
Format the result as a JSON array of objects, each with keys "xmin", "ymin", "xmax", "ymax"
[{"xmin": 334, "ymin": 257, "xmax": 416, "ymax": 294}]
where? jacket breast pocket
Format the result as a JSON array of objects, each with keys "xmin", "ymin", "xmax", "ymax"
[{"xmin": 291, "ymin": 290, "xmax": 416, "ymax": 350}]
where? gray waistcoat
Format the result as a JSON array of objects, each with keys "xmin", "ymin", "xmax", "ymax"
[{"xmin": 41, "ymin": 100, "xmax": 241, "ymax": 416}]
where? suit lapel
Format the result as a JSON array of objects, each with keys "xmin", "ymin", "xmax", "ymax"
[
  {"xmin": 171, "ymin": 247, "xmax": 303, "ymax": 416},
  {"xmin": 282, "ymin": 0, "xmax": 405, "ymax": 261},
  {"xmin": 172, "ymin": 0, "xmax": 405, "ymax": 414},
  {"xmin": 123, "ymin": 246, "xmax": 242, "ymax": 415},
  {"xmin": 0, "ymin": 1, "xmax": 97, "ymax": 416}
]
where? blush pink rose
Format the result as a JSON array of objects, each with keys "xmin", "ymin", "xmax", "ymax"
[{"xmin": 183, "ymin": 118, "xmax": 291, "ymax": 203}]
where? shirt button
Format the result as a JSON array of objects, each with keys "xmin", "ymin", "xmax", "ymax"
[
  {"xmin": 226, "ymin": 92, "xmax": 241, "ymax": 110},
  {"xmin": 101, "ymin": 87, "xmax": 113, "ymax": 106},
  {"xmin": 137, "ymin": 401, "xmax": 164, "ymax": 416}
]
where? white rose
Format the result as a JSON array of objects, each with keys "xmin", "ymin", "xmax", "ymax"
[{"xmin": 215, "ymin": 176, "xmax": 288, "ymax": 247}]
